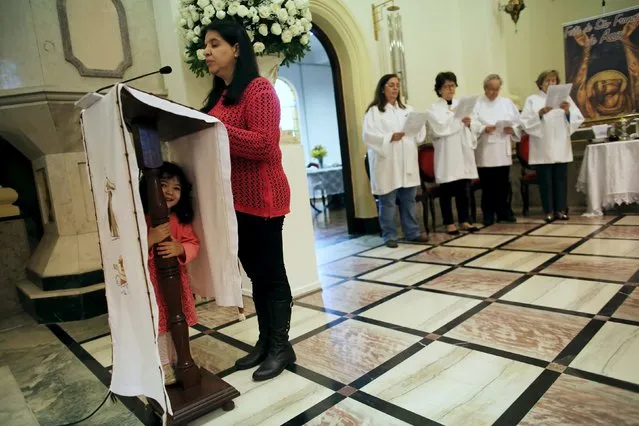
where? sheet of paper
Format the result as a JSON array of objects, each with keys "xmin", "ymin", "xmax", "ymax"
[
  {"xmin": 453, "ymin": 96, "xmax": 478, "ymax": 120},
  {"xmin": 495, "ymin": 120, "xmax": 513, "ymax": 135},
  {"xmin": 545, "ymin": 83, "xmax": 573, "ymax": 108},
  {"xmin": 402, "ymin": 112, "xmax": 427, "ymax": 136}
]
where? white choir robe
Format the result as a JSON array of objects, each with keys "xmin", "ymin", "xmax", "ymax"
[
  {"xmin": 363, "ymin": 103, "xmax": 426, "ymax": 196},
  {"xmin": 473, "ymin": 96, "xmax": 522, "ymax": 168},
  {"xmin": 520, "ymin": 91, "xmax": 584, "ymax": 165},
  {"xmin": 425, "ymin": 98, "xmax": 480, "ymax": 184}
]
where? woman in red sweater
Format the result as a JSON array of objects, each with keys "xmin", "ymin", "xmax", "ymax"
[{"xmin": 201, "ymin": 20, "xmax": 294, "ymax": 381}]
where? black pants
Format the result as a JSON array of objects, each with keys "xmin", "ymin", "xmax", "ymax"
[
  {"xmin": 535, "ymin": 163, "xmax": 568, "ymax": 214},
  {"xmin": 478, "ymin": 166, "xmax": 511, "ymax": 223},
  {"xmin": 439, "ymin": 179, "xmax": 470, "ymax": 225},
  {"xmin": 236, "ymin": 212, "xmax": 292, "ymax": 303}
]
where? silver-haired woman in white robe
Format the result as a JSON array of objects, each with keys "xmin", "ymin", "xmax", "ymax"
[
  {"xmin": 474, "ymin": 74, "xmax": 521, "ymax": 226},
  {"xmin": 520, "ymin": 69, "xmax": 584, "ymax": 222}
]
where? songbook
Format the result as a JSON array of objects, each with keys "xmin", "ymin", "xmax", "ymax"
[
  {"xmin": 402, "ymin": 112, "xmax": 427, "ymax": 136},
  {"xmin": 453, "ymin": 96, "xmax": 479, "ymax": 120},
  {"xmin": 545, "ymin": 84, "xmax": 573, "ymax": 109},
  {"xmin": 495, "ymin": 120, "xmax": 514, "ymax": 135}
]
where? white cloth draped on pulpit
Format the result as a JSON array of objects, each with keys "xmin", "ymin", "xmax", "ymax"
[{"xmin": 78, "ymin": 84, "xmax": 243, "ymax": 418}]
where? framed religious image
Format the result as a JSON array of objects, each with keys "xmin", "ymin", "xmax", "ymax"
[{"xmin": 563, "ymin": 6, "xmax": 639, "ymax": 124}]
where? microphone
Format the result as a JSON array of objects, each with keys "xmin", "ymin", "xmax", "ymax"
[{"xmin": 96, "ymin": 66, "xmax": 172, "ymax": 93}]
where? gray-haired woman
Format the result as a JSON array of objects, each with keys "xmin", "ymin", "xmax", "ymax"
[
  {"xmin": 473, "ymin": 74, "xmax": 521, "ymax": 225},
  {"xmin": 520, "ymin": 70, "xmax": 584, "ymax": 222}
]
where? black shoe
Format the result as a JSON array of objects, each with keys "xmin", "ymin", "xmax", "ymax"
[
  {"xmin": 385, "ymin": 240, "xmax": 399, "ymax": 248},
  {"xmin": 482, "ymin": 213, "xmax": 495, "ymax": 226},
  {"xmin": 235, "ymin": 297, "xmax": 269, "ymax": 370},
  {"xmin": 253, "ymin": 300, "xmax": 296, "ymax": 381},
  {"xmin": 407, "ymin": 233, "xmax": 429, "ymax": 244},
  {"xmin": 544, "ymin": 214, "xmax": 554, "ymax": 223},
  {"xmin": 555, "ymin": 212, "xmax": 569, "ymax": 221}
]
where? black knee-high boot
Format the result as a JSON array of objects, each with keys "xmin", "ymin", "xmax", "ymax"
[
  {"xmin": 234, "ymin": 294, "xmax": 269, "ymax": 370},
  {"xmin": 252, "ymin": 299, "xmax": 296, "ymax": 381}
]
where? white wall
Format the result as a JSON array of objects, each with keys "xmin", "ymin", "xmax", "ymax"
[
  {"xmin": 0, "ymin": 0, "xmax": 165, "ymax": 96},
  {"xmin": 340, "ymin": 0, "xmax": 638, "ymax": 110},
  {"xmin": 153, "ymin": 0, "xmax": 212, "ymax": 109},
  {"xmin": 279, "ymin": 63, "xmax": 342, "ymax": 166},
  {"xmin": 340, "ymin": 0, "xmax": 508, "ymax": 111}
]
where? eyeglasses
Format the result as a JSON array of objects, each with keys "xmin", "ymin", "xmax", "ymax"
[
  {"xmin": 385, "ymin": 83, "xmax": 400, "ymax": 89},
  {"xmin": 441, "ymin": 83, "xmax": 456, "ymax": 90}
]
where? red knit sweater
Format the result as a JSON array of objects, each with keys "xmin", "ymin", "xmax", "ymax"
[{"xmin": 209, "ymin": 77, "xmax": 290, "ymax": 218}]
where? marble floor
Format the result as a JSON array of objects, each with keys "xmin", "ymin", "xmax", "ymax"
[{"xmin": 2, "ymin": 214, "xmax": 639, "ymax": 425}]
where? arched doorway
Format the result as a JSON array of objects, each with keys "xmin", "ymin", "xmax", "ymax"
[
  {"xmin": 309, "ymin": 24, "xmax": 356, "ymax": 234},
  {"xmin": 307, "ymin": 1, "xmax": 380, "ymax": 234},
  {"xmin": 278, "ymin": 28, "xmax": 350, "ymax": 236}
]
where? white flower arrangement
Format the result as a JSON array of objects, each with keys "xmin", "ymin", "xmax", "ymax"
[{"xmin": 179, "ymin": 0, "xmax": 313, "ymax": 77}]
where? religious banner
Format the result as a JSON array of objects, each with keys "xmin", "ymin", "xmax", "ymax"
[
  {"xmin": 80, "ymin": 88, "xmax": 170, "ymax": 417},
  {"xmin": 563, "ymin": 6, "xmax": 639, "ymax": 120}
]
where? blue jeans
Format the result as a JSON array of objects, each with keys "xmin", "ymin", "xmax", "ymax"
[{"xmin": 377, "ymin": 186, "xmax": 421, "ymax": 242}]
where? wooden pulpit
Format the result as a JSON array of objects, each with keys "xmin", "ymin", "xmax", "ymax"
[{"xmin": 78, "ymin": 85, "xmax": 243, "ymax": 425}]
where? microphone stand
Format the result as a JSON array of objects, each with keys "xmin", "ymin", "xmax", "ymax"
[{"xmin": 96, "ymin": 67, "xmax": 172, "ymax": 93}]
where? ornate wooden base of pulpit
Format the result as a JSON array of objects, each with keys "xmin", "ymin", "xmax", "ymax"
[{"xmin": 149, "ymin": 368, "xmax": 239, "ymax": 425}]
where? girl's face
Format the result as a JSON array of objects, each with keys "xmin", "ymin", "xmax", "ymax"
[{"xmin": 161, "ymin": 176, "xmax": 181, "ymax": 210}]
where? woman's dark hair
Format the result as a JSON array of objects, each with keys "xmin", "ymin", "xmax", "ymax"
[
  {"xmin": 536, "ymin": 69, "xmax": 561, "ymax": 89},
  {"xmin": 434, "ymin": 71, "xmax": 458, "ymax": 97},
  {"xmin": 200, "ymin": 20, "xmax": 260, "ymax": 113},
  {"xmin": 140, "ymin": 162, "xmax": 194, "ymax": 224},
  {"xmin": 366, "ymin": 74, "xmax": 406, "ymax": 112}
]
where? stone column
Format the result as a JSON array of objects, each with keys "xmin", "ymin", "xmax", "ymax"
[{"xmin": 26, "ymin": 152, "xmax": 102, "ymax": 288}]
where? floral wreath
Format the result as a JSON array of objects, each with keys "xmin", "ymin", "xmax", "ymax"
[{"xmin": 178, "ymin": 0, "xmax": 313, "ymax": 77}]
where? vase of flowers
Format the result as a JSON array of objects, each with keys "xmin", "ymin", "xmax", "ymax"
[
  {"xmin": 178, "ymin": 0, "xmax": 313, "ymax": 80},
  {"xmin": 255, "ymin": 53, "xmax": 284, "ymax": 83},
  {"xmin": 311, "ymin": 145, "xmax": 327, "ymax": 168}
]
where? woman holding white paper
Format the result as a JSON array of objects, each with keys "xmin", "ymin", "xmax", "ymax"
[
  {"xmin": 520, "ymin": 70, "xmax": 584, "ymax": 222},
  {"xmin": 474, "ymin": 74, "xmax": 521, "ymax": 226},
  {"xmin": 363, "ymin": 74, "xmax": 429, "ymax": 248},
  {"xmin": 425, "ymin": 71, "xmax": 480, "ymax": 235}
]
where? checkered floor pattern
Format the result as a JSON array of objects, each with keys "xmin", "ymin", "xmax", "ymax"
[{"xmin": 57, "ymin": 214, "xmax": 639, "ymax": 425}]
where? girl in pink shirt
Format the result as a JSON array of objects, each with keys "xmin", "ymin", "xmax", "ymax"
[{"xmin": 142, "ymin": 162, "xmax": 199, "ymax": 385}]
